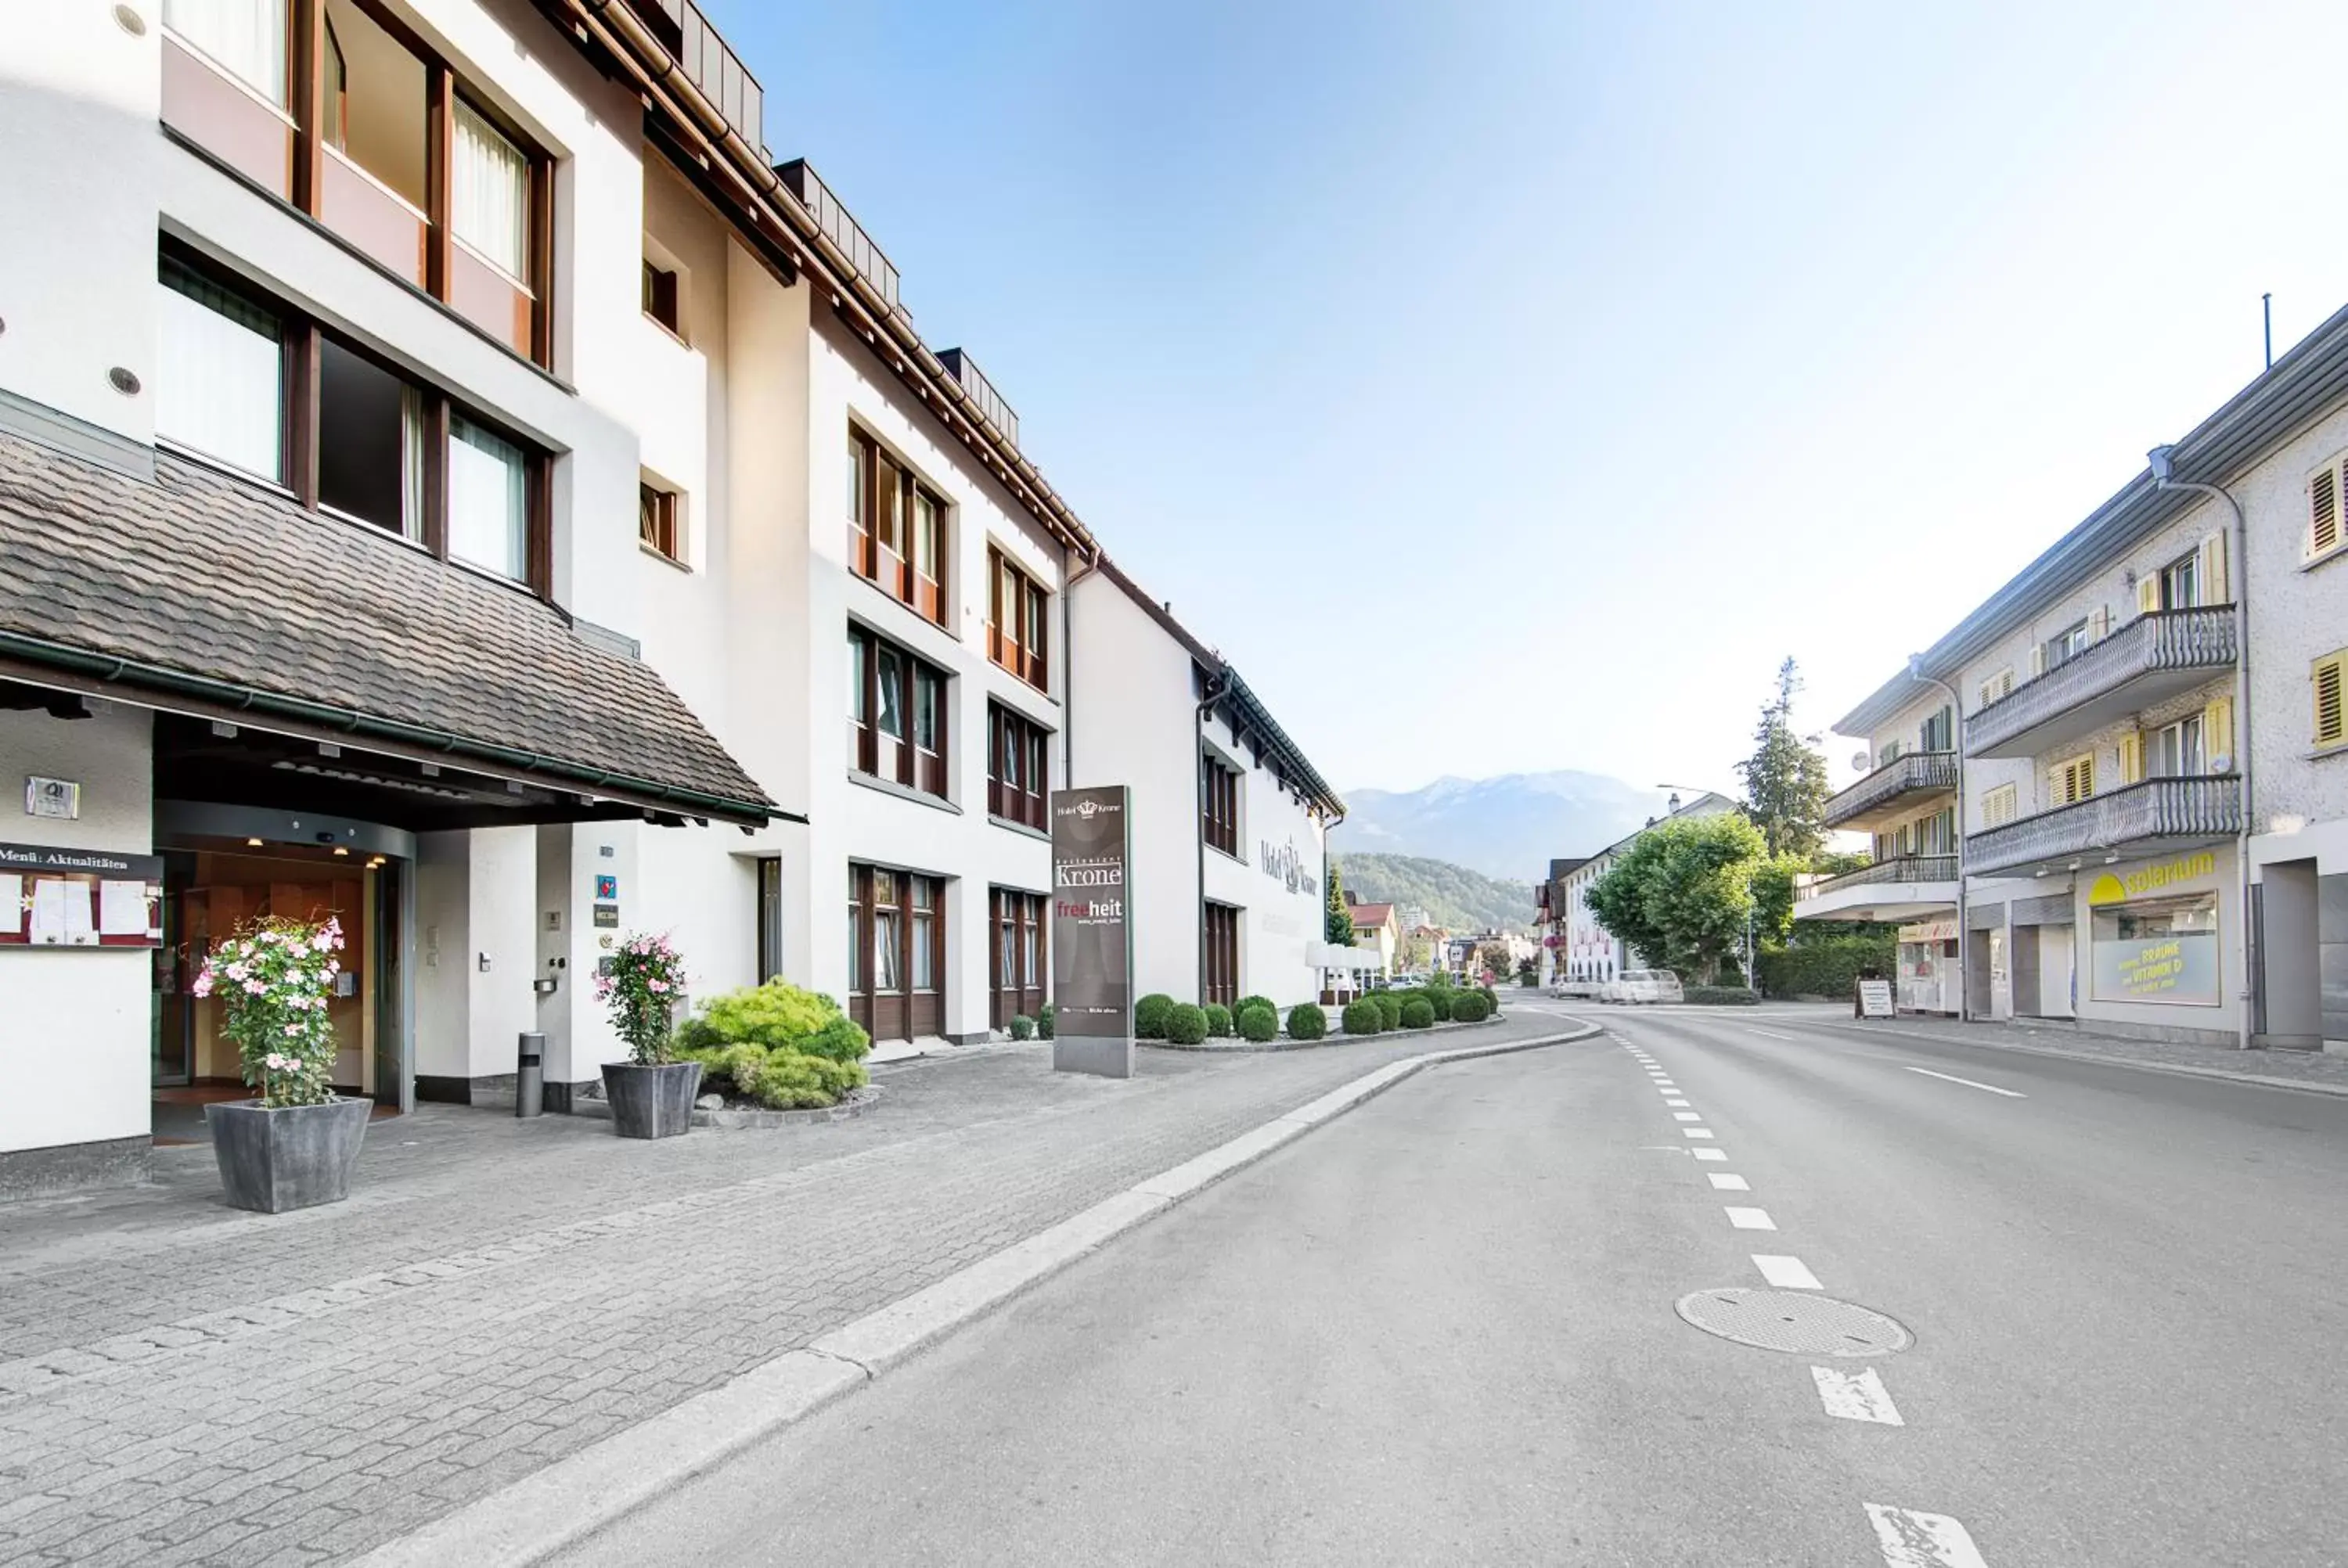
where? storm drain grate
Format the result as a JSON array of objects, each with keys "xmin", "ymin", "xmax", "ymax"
[{"xmin": 1674, "ymin": 1289, "xmax": 1913, "ymax": 1358}]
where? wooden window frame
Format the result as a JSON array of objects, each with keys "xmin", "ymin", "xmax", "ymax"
[
  {"xmin": 848, "ymin": 426, "xmax": 948, "ymax": 627},
  {"xmin": 159, "ymin": 242, "xmax": 550, "ymax": 593},
  {"xmin": 1201, "ymin": 752, "xmax": 1241, "ymax": 858},
  {"xmin": 989, "ymin": 887, "xmax": 1047, "ymax": 1027},
  {"xmin": 986, "ymin": 703, "xmax": 1050, "ymax": 830},
  {"xmin": 642, "ymin": 256, "xmax": 682, "ymax": 339},
  {"xmin": 848, "ymin": 623, "xmax": 949, "ymax": 800},
  {"xmin": 985, "ymin": 544, "xmax": 1050, "ymax": 690},
  {"xmin": 849, "ymin": 863, "xmax": 942, "ymax": 1043},
  {"xmin": 639, "ymin": 480, "xmax": 682, "ymax": 564},
  {"xmin": 1202, "ymin": 902, "xmax": 1240, "ymax": 1009}
]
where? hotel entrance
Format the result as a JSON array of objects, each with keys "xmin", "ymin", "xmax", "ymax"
[{"xmin": 151, "ymin": 804, "xmax": 414, "ymax": 1142}]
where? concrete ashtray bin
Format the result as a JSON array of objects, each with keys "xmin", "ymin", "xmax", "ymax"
[
  {"xmin": 204, "ymin": 1097, "xmax": 373, "ymax": 1214},
  {"xmin": 601, "ymin": 1061, "xmax": 704, "ymax": 1139}
]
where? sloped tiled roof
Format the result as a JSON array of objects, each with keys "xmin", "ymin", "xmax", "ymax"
[
  {"xmin": 0, "ymin": 433, "xmax": 776, "ymax": 822},
  {"xmin": 1349, "ymin": 902, "xmax": 1396, "ymax": 927}
]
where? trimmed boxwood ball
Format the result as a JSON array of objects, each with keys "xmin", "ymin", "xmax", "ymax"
[
  {"xmin": 1237, "ymin": 1005, "xmax": 1279, "ymax": 1043},
  {"xmin": 1421, "ymin": 987, "xmax": 1454, "ymax": 1022},
  {"xmin": 1165, "ymin": 1002, "xmax": 1209, "ymax": 1045},
  {"xmin": 1286, "ymin": 1002, "xmax": 1327, "ymax": 1041},
  {"xmin": 1370, "ymin": 991, "xmax": 1403, "ymax": 1029},
  {"xmin": 1203, "ymin": 1002, "xmax": 1233, "ymax": 1038},
  {"xmin": 1009, "ymin": 1013, "xmax": 1036, "ymax": 1041},
  {"xmin": 1400, "ymin": 997, "xmax": 1436, "ymax": 1030},
  {"xmin": 1236, "ymin": 994, "xmax": 1275, "ymax": 1022},
  {"xmin": 1134, "ymin": 993, "xmax": 1175, "ymax": 1040},
  {"xmin": 1341, "ymin": 999, "xmax": 1382, "ymax": 1035},
  {"xmin": 1478, "ymin": 985, "xmax": 1499, "ymax": 1014},
  {"xmin": 1450, "ymin": 991, "xmax": 1489, "ymax": 1023}
]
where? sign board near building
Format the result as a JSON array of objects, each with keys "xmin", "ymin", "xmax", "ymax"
[
  {"xmin": 1856, "ymin": 979, "xmax": 1894, "ymax": 1018},
  {"xmin": 1050, "ymin": 786, "xmax": 1133, "ymax": 1078},
  {"xmin": 0, "ymin": 841, "xmax": 164, "ymax": 948},
  {"xmin": 2087, "ymin": 851, "xmax": 2224, "ymax": 1006}
]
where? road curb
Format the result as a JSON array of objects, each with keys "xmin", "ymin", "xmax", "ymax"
[
  {"xmin": 1802, "ymin": 1016, "xmax": 2348, "ymax": 1099},
  {"xmin": 352, "ymin": 1021, "xmax": 1598, "ymax": 1568}
]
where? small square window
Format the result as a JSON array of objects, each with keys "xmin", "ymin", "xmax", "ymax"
[
  {"xmin": 643, "ymin": 257, "xmax": 682, "ymax": 336},
  {"xmin": 639, "ymin": 481, "xmax": 682, "ymax": 563}
]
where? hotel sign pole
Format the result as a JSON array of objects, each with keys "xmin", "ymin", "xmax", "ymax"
[{"xmin": 1050, "ymin": 785, "xmax": 1133, "ymax": 1077}]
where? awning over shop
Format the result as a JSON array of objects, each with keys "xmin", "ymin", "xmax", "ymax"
[{"xmin": 0, "ymin": 433, "xmax": 785, "ymax": 829}]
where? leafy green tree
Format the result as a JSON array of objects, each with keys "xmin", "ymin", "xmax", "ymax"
[
  {"xmin": 1738, "ymin": 657, "xmax": 1832, "ymax": 860},
  {"xmin": 1748, "ymin": 851, "xmax": 1811, "ymax": 947},
  {"xmin": 1475, "ymin": 939, "xmax": 1513, "ymax": 980},
  {"xmin": 1397, "ymin": 932, "xmax": 1435, "ymax": 973},
  {"xmin": 1325, "ymin": 861, "xmax": 1355, "ymax": 946},
  {"xmin": 1585, "ymin": 813, "xmax": 1767, "ymax": 983}
]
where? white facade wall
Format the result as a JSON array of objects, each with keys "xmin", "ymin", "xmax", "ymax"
[{"xmin": 1200, "ymin": 709, "xmax": 1330, "ymax": 1008}]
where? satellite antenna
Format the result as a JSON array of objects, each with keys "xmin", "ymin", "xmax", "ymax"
[{"xmin": 1851, "ymin": 751, "xmax": 1871, "ymax": 773}]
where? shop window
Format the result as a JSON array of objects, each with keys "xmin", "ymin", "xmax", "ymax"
[
  {"xmin": 2091, "ymin": 892, "xmax": 2220, "ymax": 1005},
  {"xmin": 986, "ymin": 545, "xmax": 1049, "ymax": 690},
  {"xmin": 847, "ymin": 624, "xmax": 948, "ymax": 800},
  {"xmin": 1201, "ymin": 753, "xmax": 1241, "ymax": 857},
  {"xmin": 847, "ymin": 428, "xmax": 947, "ymax": 625},
  {"xmin": 988, "ymin": 703, "xmax": 1049, "ymax": 830}
]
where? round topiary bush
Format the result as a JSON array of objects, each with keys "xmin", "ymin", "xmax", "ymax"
[
  {"xmin": 1134, "ymin": 993, "xmax": 1175, "ymax": 1040},
  {"xmin": 1165, "ymin": 1002, "xmax": 1209, "ymax": 1045},
  {"xmin": 1286, "ymin": 1002, "xmax": 1327, "ymax": 1041},
  {"xmin": 1009, "ymin": 1013, "xmax": 1036, "ymax": 1041},
  {"xmin": 1236, "ymin": 994, "xmax": 1275, "ymax": 1022},
  {"xmin": 1237, "ymin": 1005, "xmax": 1279, "ymax": 1043},
  {"xmin": 1421, "ymin": 987, "xmax": 1454, "ymax": 1022},
  {"xmin": 1370, "ymin": 991, "xmax": 1403, "ymax": 1030},
  {"xmin": 1450, "ymin": 991, "xmax": 1489, "ymax": 1023},
  {"xmin": 1400, "ymin": 997, "xmax": 1435, "ymax": 1030},
  {"xmin": 1203, "ymin": 1002, "xmax": 1233, "ymax": 1038},
  {"xmin": 1341, "ymin": 999, "xmax": 1381, "ymax": 1035},
  {"xmin": 1478, "ymin": 985, "xmax": 1500, "ymax": 1015}
]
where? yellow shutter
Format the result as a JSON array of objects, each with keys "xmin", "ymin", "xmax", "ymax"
[
  {"xmin": 2313, "ymin": 464, "xmax": 2342, "ymax": 558},
  {"xmin": 2137, "ymin": 575, "xmax": 2161, "ymax": 616},
  {"xmin": 2316, "ymin": 655, "xmax": 2346, "ymax": 748},
  {"xmin": 2052, "ymin": 756, "xmax": 2093, "ymax": 804},
  {"xmin": 2117, "ymin": 732, "xmax": 2145, "ymax": 786},
  {"xmin": 2199, "ymin": 531, "xmax": 2228, "ymax": 604},
  {"xmin": 2203, "ymin": 695, "xmax": 2235, "ymax": 768},
  {"xmin": 2078, "ymin": 753, "xmax": 2094, "ymax": 798}
]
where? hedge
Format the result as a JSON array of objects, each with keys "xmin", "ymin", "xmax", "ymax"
[
  {"xmin": 1421, "ymin": 987, "xmax": 1454, "ymax": 1022},
  {"xmin": 1135, "ymin": 993, "xmax": 1175, "ymax": 1040},
  {"xmin": 1341, "ymin": 1000, "xmax": 1382, "ymax": 1035},
  {"xmin": 1370, "ymin": 991, "xmax": 1403, "ymax": 1030},
  {"xmin": 1203, "ymin": 1002, "xmax": 1233, "ymax": 1038},
  {"xmin": 1165, "ymin": 1002, "xmax": 1209, "ymax": 1045},
  {"xmin": 1287, "ymin": 1002, "xmax": 1327, "ymax": 1041},
  {"xmin": 1400, "ymin": 997, "xmax": 1435, "ymax": 1030},
  {"xmin": 1758, "ymin": 935, "xmax": 1895, "ymax": 1000},
  {"xmin": 1685, "ymin": 987, "xmax": 1759, "ymax": 1005},
  {"xmin": 1237, "ymin": 1005, "xmax": 1279, "ymax": 1043}
]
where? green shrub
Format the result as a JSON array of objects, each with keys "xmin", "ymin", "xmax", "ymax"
[
  {"xmin": 1236, "ymin": 994, "xmax": 1275, "ymax": 1022},
  {"xmin": 747, "ymin": 1048, "xmax": 865, "ymax": 1109},
  {"xmin": 1449, "ymin": 991, "xmax": 1489, "ymax": 1023},
  {"xmin": 1165, "ymin": 1002, "xmax": 1209, "ymax": 1045},
  {"xmin": 675, "ymin": 980, "xmax": 870, "ymax": 1063},
  {"xmin": 1370, "ymin": 991, "xmax": 1403, "ymax": 1029},
  {"xmin": 1478, "ymin": 984, "xmax": 1499, "ymax": 1013},
  {"xmin": 1238, "ymin": 1005, "xmax": 1279, "ymax": 1043},
  {"xmin": 1037, "ymin": 1002, "xmax": 1056, "ymax": 1039},
  {"xmin": 1135, "ymin": 993, "xmax": 1175, "ymax": 1039},
  {"xmin": 1421, "ymin": 987, "xmax": 1454, "ymax": 1022},
  {"xmin": 1400, "ymin": 997, "xmax": 1435, "ymax": 1030},
  {"xmin": 1686, "ymin": 986, "xmax": 1759, "ymax": 1005},
  {"xmin": 1286, "ymin": 1002, "xmax": 1327, "ymax": 1041},
  {"xmin": 1341, "ymin": 1000, "xmax": 1382, "ymax": 1035},
  {"xmin": 801, "ymin": 1013, "xmax": 872, "ymax": 1065},
  {"xmin": 1203, "ymin": 1002, "xmax": 1233, "ymax": 1038},
  {"xmin": 1009, "ymin": 1013, "xmax": 1036, "ymax": 1040},
  {"xmin": 1759, "ymin": 935, "xmax": 1894, "ymax": 1000}
]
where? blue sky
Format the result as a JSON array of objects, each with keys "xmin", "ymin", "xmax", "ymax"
[{"xmin": 704, "ymin": 0, "xmax": 2348, "ymax": 797}]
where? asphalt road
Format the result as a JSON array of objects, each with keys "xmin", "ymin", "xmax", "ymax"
[{"xmin": 560, "ymin": 1004, "xmax": 2348, "ymax": 1566}]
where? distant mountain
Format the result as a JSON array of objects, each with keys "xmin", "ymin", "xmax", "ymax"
[
  {"xmin": 1333, "ymin": 854, "xmax": 1536, "ymax": 937},
  {"xmin": 1330, "ymin": 771, "xmax": 1667, "ymax": 881}
]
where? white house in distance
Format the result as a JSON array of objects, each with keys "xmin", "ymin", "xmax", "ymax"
[{"xmin": 1543, "ymin": 792, "xmax": 1739, "ymax": 986}]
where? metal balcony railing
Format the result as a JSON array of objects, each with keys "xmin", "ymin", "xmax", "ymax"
[
  {"xmin": 1823, "ymin": 751, "xmax": 1958, "ymax": 829},
  {"xmin": 775, "ymin": 160, "xmax": 901, "ymax": 315},
  {"xmin": 1965, "ymin": 775, "xmax": 2242, "ymax": 876},
  {"xmin": 1968, "ymin": 606, "xmax": 2235, "ymax": 759},
  {"xmin": 625, "ymin": 0, "xmax": 766, "ymax": 155},
  {"xmin": 1802, "ymin": 855, "xmax": 1961, "ymax": 899}
]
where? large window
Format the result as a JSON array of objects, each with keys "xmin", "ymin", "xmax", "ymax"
[
  {"xmin": 1201, "ymin": 753, "xmax": 1241, "ymax": 857},
  {"xmin": 1918, "ymin": 705, "xmax": 1954, "ymax": 753},
  {"xmin": 848, "ymin": 865, "xmax": 942, "ymax": 1043},
  {"xmin": 160, "ymin": 0, "xmax": 551, "ymax": 363},
  {"xmin": 2091, "ymin": 892, "xmax": 2220, "ymax": 1006},
  {"xmin": 2044, "ymin": 619, "xmax": 2092, "ymax": 671},
  {"xmin": 1203, "ymin": 902, "xmax": 1240, "ymax": 1009},
  {"xmin": 848, "ymin": 429, "xmax": 946, "ymax": 625},
  {"xmin": 157, "ymin": 250, "xmax": 547, "ymax": 588},
  {"xmin": 988, "ymin": 703, "xmax": 1049, "ymax": 830},
  {"xmin": 847, "ymin": 624, "xmax": 948, "ymax": 800},
  {"xmin": 989, "ymin": 887, "xmax": 1046, "ymax": 1028},
  {"xmin": 986, "ymin": 545, "xmax": 1049, "ymax": 690}
]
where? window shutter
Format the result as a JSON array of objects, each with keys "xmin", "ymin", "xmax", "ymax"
[
  {"xmin": 2078, "ymin": 754, "xmax": 2094, "ymax": 798},
  {"xmin": 2312, "ymin": 464, "xmax": 2342, "ymax": 559},
  {"xmin": 2088, "ymin": 605, "xmax": 2109, "ymax": 640},
  {"xmin": 2199, "ymin": 531, "xmax": 2228, "ymax": 604},
  {"xmin": 2137, "ymin": 575, "xmax": 2160, "ymax": 616},
  {"xmin": 2029, "ymin": 645, "xmax": 2046, "ymax": 678},
  {"xmin": 2117, "ymin": 732, "xmax": 2144, "ymax": 786},
  {"xmin": 2316, "ymin": 656, "xmax": 2346, "ymax": 748},
  {"xmin": 2203, "ymin": 695, "xmax": 2235, "ymax": 769}
]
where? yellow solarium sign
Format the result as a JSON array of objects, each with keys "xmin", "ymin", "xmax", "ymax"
[{"xmin": 2087, "ymin": 851, "xmax": 2217, "ymax": 906}]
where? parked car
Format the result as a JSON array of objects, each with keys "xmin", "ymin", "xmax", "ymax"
[
  {"xmin": 1614, "ymin": 969, "xmax": 1685, "ymax": 1005},
  {"xmin": 1550, "ymin": 979, "xmax": 1599, "ymax": 999}
]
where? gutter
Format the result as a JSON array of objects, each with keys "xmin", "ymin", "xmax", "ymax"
[
  {"xmin": 0, "ymin": 629, "xmax": 793, "ymax": 829},
  {"xmin": 1194, "ymin": 670, "xmax": 1227, "ymax": 1002}
]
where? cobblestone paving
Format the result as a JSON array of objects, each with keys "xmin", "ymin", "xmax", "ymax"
[{"xmin": 0, "ymin": 1016, "xmax": 1576, "ymax": 1566}]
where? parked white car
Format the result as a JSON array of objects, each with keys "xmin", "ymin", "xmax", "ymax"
[{"xmin": 1614, "ymin": 969, "xmax": 1685, "ymax": 1005}]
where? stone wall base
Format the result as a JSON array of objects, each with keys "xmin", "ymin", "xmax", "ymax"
[{"xmin": 0, "ymin": 1135, "xmax": 150, "ymax": 1201}]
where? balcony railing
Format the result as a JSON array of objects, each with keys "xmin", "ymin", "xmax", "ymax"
[
  {"xmin": 1805, "ymin": 855, "xmax": 1960, "ymax": 898},
  {"xmin": 776, "ymin": 160, "xmax": 901, "ymax": 314},
  {"xmin": 626, "ymin": 0, "xmax": 766, "ymax": 155},
  {"xmin": 1966, "ymin": 775, "xmax": 2242, "ymax": 876},
  {"xmin": 1824, "ymin": 751, "xmax": 1957, "ymax": 829},
  {"xmin": 1968, "ymin": 606, "xmax": 2236, "ymax": 759}
]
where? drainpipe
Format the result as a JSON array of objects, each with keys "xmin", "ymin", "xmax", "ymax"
[
  {"xmin": 1907, "ymin": 656, "xmax": 1968, "ymax": 1022},
  {"xmin": 1194, "ymin": 670, "xmax": 1227, "ymax": 1002},
  {"xmin": 1061, "ymin": 551, "xmax": 1099, "ymax": 793},
  {"xmin": 2148, "ymin": 448, "xmax": 2255, "ymax": 1051}
]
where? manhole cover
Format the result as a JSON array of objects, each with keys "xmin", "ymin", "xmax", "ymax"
[{"xmin": 1674, "ymin": 1289, "xmax": 1913, "ymax": 1358}]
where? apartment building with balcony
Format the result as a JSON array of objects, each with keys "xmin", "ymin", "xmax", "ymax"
[
  {"xmin": 1550, "ymin": 791, "xmax": 1739, "ymax": 986},
  {"xmin": 1824, "ymin": 294, "xmax": 2348, "ymax": 1050}
]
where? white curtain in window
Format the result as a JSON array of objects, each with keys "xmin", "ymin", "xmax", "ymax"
[
  {"xmin": 451, "ymin": 101, "xmax": 528, "ymax": 279},
  {"xmin": 157, "ymin": 264, "xmax": 282, "ymax": 481},
  {"xmin": 398, "ymin": 386, "xmax": 427, "ymax": 541},
  {"xmin": 164, "ymin": 0, "xmax": 288, "ymax": 106},
  {"xmin": 448, "ymin": 416, "xmax": 526, "ymax": 580}
]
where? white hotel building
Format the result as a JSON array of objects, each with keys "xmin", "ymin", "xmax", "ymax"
[
  {"xmin": 0, "ymin": 0, "xmax": 1340, "ymax": 1196},
  {"xmin": 1806, "ymin": 302, "xmax": 2348, "ymax": 1048}
]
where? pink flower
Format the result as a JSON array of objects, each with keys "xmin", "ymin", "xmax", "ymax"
[
  {"xmin": 283, "ymin": 1023, "xmax": 301, "ymax": 1037},
  {"xmin": 190, "ymin": 972, "xmax": 213, "ymax": 998},
  {"xmin": 243, "ymin": 979, "xmax": 265, "ymax": 995},
  {"xmin": 648, "ymin": 979, "xmax": 668, "ymax": 994}
]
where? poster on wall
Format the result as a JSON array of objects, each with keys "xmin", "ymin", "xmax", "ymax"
[
  {"xmin": 0, "ymin": 842, "xmax": 164, "ymax": 948},
  {"xmin": 1050, "ymin": 785, "xmax": 1132, "ymax": 1079}
]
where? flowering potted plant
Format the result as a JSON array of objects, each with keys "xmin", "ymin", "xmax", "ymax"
[
  {"xmin": 596, "ymin": 932, "xmax": 700, "ymax": 1138},
  {"xmin": 193, "ymin": 915, "xmax": 370, "ymax": 1213}
]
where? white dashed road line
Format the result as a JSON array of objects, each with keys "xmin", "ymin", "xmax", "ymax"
[
  {"xmin": 1723, "ymin": 1207, "xmax": 1776, "ymax": 1231},
  {"xmin": 1900, "ymin": 1066, "xmax": 2026, "ymax": 1099},
  {"xmin": 1691, "ymin": 1147, "xmax": 1728, "ymax": 1161},
  {"xmin": 1748, "ymin": 1027, "xmax": 1797, "ymax": 1041},
  {"xmin": 1813, "ymin": 1366, "xmax": 1903, "ymax": 1425},
  {"xmin": 1707, "ymin": 1173, "xmax": 1749, "ymax": 1191},
  {"xmin": 1664, "ymin": 1097, "xmax": 1690, "ymax": 1106},
  {"xmin": 1682, "ymin": 1128, "xmax": 1715, "ymax": 1139},
  {"xmin": 1752, "ymin": 1254, "xmax": 1820, "ymax": 1289},
  {"xmin": 1863, "ymin": 1503, "xmax": 1988, "ymax": 1566},
  {"xmin": 1673, "ymin": 1112, "xmax": 1703, "ymax": 1122}
]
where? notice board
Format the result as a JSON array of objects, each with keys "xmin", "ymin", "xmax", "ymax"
[{"xmin": 0, "ymin": 841, "xmax": 164, "ymax": 948}]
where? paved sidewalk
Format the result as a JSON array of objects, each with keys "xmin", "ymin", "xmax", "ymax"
[
  {"xmin": 0, "ymin": 1015, "xmax": 1572, "ymax": 1566},
  {"xmin": 1749, "ymin": 1002, "xmax": 2348, "ymax": 1094}
]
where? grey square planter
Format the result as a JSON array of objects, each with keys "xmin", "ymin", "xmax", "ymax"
[
  {"xmin": 205, "ymin": 1097, "xmax": 373, "ymax": 1214},
  {"xmin": 602, "ymin": 1061, "xmax": 703, "ymax": 1139}
]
